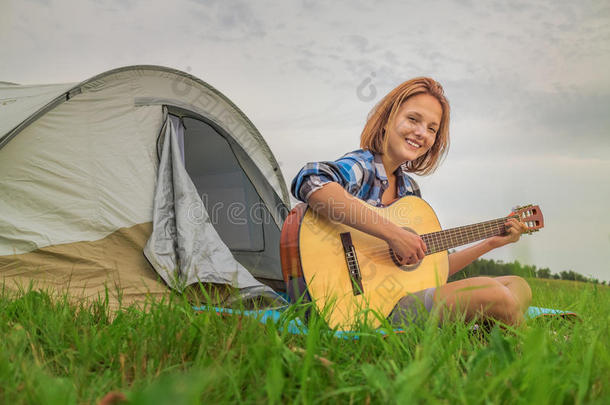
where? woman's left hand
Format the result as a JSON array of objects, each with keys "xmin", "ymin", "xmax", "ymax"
[{"xmin": 488, "ymin": 218, "xmax": 529, "ymax": 249}]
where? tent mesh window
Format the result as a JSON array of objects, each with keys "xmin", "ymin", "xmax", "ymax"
[{"xmin": 183, "ymin": 117, "xmax": 265, "ymax": 252}]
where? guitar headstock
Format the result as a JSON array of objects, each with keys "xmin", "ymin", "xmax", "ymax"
[{"xmin": 511, "ymin": 204, "xmax": 544, "ymax": 234}]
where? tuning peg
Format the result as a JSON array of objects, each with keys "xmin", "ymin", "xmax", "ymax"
[{"xmin": 512, "ymin": 204, "xmax": 532, "ymax": 212}]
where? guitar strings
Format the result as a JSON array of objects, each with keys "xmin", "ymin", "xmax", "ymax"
[
  {"xmin": 340, "ymin": 220, "xmax": 508, "ymax": 260},
  {"xmin": 331, "ymin": 211, "xmax": 536, "ymax": 265}
]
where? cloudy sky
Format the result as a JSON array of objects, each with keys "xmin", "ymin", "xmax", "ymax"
[{"xmin": 1, "ymin": 0, "xmax": 609, "ymax": 281}]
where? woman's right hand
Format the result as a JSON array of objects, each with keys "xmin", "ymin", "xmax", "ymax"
[{"xmin": 385, "ymin": 225, "xmax": 427, "ymax": 265}]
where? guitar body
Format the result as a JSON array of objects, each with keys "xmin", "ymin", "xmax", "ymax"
[
  {"xmin": 280, "ymin": 195, "xmax": 543, "ymax": 331},
  {"xmin": 281, "ymin": 196, "xmax": 449, "ymax": 330}
]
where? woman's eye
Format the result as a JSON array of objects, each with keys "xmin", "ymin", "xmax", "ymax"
[
  {"xmin": 428, "ymin": 128, "xmax": 437, "ymax": 134},
  {"xmin": 408, "ymin": 117, "xmax": 416, "ymax": 122}
]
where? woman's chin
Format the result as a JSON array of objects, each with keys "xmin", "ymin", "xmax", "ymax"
[{"xmin": 399, "ymin": 149, "xmax": 422, "ymax": 163}]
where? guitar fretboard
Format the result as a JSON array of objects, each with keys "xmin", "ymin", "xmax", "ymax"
[{"xmin": 422, "ymin": 216, "xmax": 515, "ymax": 254}]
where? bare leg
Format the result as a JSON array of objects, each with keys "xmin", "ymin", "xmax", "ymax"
[
  {"xmin": 433, "ymin": 276, "xmax": 531, "ymax": 326},
  {"xmin": 494, "ymin": 275, "xmax": 532, "ymax": 313}
]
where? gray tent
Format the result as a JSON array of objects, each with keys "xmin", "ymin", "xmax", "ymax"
[{"xmin": 0, "ymin": 65, "xmax": 289, "ymax": 308}]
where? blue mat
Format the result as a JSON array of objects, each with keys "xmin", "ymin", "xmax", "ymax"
[
  {"xmin": 193, "ymin": 305, "xmax": 379, "ymax": 339},
  {"xmin": 193, "ymin": 305, "xmax": 578, "ymax": 339},
  {"xmin": 526, "ymin": 306, "xmax": 579, "ymax": 319}
]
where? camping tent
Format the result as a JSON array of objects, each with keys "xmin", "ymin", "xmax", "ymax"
[{"xmin": 0, "ymin": 65, "xmax": 290, "ymax": 308}]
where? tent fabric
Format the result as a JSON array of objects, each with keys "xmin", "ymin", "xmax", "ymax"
[
  {"xmin": 0, "ymin": 66, "xmax": 289, "ymax": 204},
  {"xmin": 0, "ymin": 66, "xmax": 290, "ymax": 308},
  {"xmin": 179, "ymin": 113, "xmax": 283, "ymax": 283},
  {"xmin": 143, "ymin": 114, "xmax": 273, "ymax": 292},
  {"xmin": 0, "ymin": 223, "xmax": 170, "ymax": 309},
  {"xmin": 0, "ymin": 66, "xmax": 289, "ymax": 255},
  {"xmin": 0, "ymin": 82, "xmax": 77, "ymax": 146},
  {"xmin": 0, "ymin": 81, "xmax": 164, "ymax": 255},
  {"xmin": 0, "ymin": 67, "xmax": 288, "ymax": 258}
]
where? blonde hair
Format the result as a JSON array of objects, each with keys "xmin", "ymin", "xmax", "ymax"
[{"xmin": 360, "ymin": 77, "xmax": 450, "ymax": 175}]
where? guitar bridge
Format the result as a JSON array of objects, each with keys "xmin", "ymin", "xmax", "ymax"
[{"xmin": 340, "ymin": 232, "xmax": 364, "ymax": 296}]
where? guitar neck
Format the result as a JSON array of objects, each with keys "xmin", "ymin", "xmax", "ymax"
[{"xmin": 422, "ymin": 215, "xmax": 515, "ymax": 255}]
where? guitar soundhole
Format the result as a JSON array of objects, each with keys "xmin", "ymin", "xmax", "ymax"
[
  {"xmin": 389, "ymin": 249, "xmax": 421, "ymax": 271},
  {"xmin": 389, "ymin": 226, "xmax": 421, "ymax": 272}
]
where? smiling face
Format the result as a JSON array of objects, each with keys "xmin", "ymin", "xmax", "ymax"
[{"xmin": 382, "ymin": 93, "xmax": 443, "ymax": 172}]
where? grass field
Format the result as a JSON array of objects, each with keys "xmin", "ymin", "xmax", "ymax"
[{"xmin": 1, "ymin": 278, "xmax": 609, "ymax": 404}]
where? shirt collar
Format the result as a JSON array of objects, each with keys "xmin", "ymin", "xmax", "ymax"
[
  {"xmin": 372, "ymin": 153, "xmax": 388, "ymax": 181},
  {"xmin": 373, "ymin": 152, "xmax": 406, "ymax": 180}
]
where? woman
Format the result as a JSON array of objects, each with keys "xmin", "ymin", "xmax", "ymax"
[{"xmin": 291, "ymin": 77, "xmax": 531, "ymax": 326}]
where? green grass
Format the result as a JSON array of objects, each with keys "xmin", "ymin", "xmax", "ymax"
[{"xmin": 1, "ymin": 278, "xmax": 609, "ymax": 404}]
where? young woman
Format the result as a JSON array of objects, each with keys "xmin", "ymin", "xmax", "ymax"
[{"xmin": 291, "ymin": 77, "xmax": 531, "ymax": 326}]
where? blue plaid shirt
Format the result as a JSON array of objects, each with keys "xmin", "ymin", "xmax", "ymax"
[{"xmin": 291, "ymin": 149, "xmax": 421, "ymax": 207}]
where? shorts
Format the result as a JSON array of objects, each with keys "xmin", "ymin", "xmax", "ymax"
[{"xmin": 387, "ymin": 287, "xmax": 436, "ymax": 325}]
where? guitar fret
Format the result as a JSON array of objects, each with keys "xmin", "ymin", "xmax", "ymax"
[
  {"xmin": 448, "ymin": 229, "xmax": 454, "ymax": 248},
  {"xmin": 421, "ymin": 215, "xmax": 516, "ymax": 256},
  {"xmin": 423, "ymin": 217, "xmax": 511, "ymax": 254},
  {"xmin": 449, "ymin": 229, "xmax": 458, "ymax": 246}
]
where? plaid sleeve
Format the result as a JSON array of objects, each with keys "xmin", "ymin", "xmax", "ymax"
[{"xmin": 291, "ymin": 157, "xmax": 365, "ymax": 202}]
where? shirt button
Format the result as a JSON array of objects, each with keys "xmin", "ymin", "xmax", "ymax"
[{"xmin": 382, "ymin": 180, "xmax": 387, "ymax": 184}]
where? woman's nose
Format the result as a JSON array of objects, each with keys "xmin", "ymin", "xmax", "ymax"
[{"xmin": 413, "ymin": 122, "xmax": 426, "ymax": 137}]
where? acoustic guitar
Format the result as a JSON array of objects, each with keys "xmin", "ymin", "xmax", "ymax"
[{"xmin": 280, "ymin": 196, "xmax": 544, "ymax": 330}]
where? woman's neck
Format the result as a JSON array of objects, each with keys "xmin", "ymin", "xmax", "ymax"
[{"xmin": 380, "ymin": 153, "xmax": 402, "ymax": 176}]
